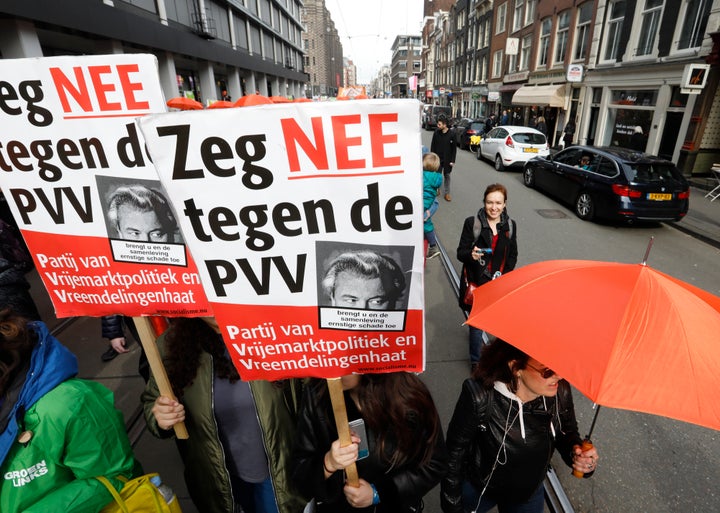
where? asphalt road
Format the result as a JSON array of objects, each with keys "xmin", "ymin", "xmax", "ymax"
[{"xmin": 419, "ymin": 130, "xmax": 720, "ymax": 513}]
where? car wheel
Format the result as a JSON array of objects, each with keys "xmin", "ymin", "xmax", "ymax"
[
  {"xmin": 476, "ymin": 146, "xmax": 482, "ymax": 160},
  {"xmin": 494, "ymin": 154, "xmax": 505, "ymax": 171},
  {"xmin": 523, "ymin": 166, "xmax": 535, "ymax": 188},
  {"xmin": 575, "ymin": 191, "xmax": 595, "ymax": 221}
]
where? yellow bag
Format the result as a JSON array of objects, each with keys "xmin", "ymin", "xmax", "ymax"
[{"xmin": 96, "ymin": 473, "xmax": 183, "ymax": 513}]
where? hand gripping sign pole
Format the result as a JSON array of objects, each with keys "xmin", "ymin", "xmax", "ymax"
[
  {"xmin": 133, "ymin": 317, "xmax": 189, "ymax": 439},
  {"xmin": 326, "ymin": 378, "xmax": 360, "ymax": 487}
]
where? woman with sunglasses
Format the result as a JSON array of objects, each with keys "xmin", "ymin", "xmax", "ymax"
[{"xmin": 441, "ymin": 338, "xmax": 599, "ymax": 513}]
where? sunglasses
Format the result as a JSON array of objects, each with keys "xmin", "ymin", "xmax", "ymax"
[{"xmin": 525, "ymin": 363, "xmax": 556, "ymax": 379}]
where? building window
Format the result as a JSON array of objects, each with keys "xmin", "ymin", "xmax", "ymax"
[
  {"xmin": 513, "ymin": 0, "xmax": 524, "ymax": 32},
  {"xmin": 602, "ymin": 1, "xmax": 626, "ymax": 61},
  {"xmin": 525, "ymin": 0, "xmax": 536, "ymax": 26},
  {"xmin": 484, "ymin": 18, "xmax": 492, "ymax": 46},
  {"xmin": 496, "ymin": 3, "xmax": 507, "ymax": 34},
  {"xmin": 677, "ymin": 0, "xmax": 711, "ymax": 50},
  {"xmin": 553, "ymin": 11, "xmax": 570, "ymax": 65},
  {"xmin": 520, "ymin": 34, "xmax": 532, "ymax": 70},
  {"xmin": 637, "ymin": 0, "xmax": 663, "ymax": 56},
  {"xmin": 538, "ymin": 17, "xmax": 552, "ymax": 67},
  {"xmin": 492, "ymin": 49, "xmax": 504, "ymax": 77},
  {"xmin": 508, "ymin": 53, "xmax": 517, "ymax": 73},
  {"xmin": 573, "ymin": 3, "xmax": 593, "ymax": 60}
]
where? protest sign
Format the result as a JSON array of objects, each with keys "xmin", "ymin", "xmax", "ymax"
[
  {"xmin": 139, "ymin": 99, "xmax": 425, "ymax": 380},
  {"xmin": 0, "ymin": 54, "xmax": 211, "ymax": 318}
]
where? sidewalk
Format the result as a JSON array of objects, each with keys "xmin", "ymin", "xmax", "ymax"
[{"xmin": 669, "ymin": 183, "xmax": 720, "ymax": 249}]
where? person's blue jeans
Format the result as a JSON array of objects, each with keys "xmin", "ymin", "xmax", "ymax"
[
  {"xmin": 462, "ymin": 480, "xmax": 545, "ymax": 513},
  {"xmin": 425, "ymin": 229, "xmax": 438, "ymax": 246},
  {"xmin": 230, "ymin": 475, "xmax": 279, "ymax": 513},
  {"xmin": 469, "ymin": 326, "xmax": 487, "ymax": 364}
]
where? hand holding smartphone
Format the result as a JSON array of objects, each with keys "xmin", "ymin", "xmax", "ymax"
[{"xmin": 348, "ymin": 419, "xmax": 369, "ymax": 460}]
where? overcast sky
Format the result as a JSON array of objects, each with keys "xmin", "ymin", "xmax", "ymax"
[{"xmin": 325, "ymin": 0, "xmax": 424, "ymax": 84}]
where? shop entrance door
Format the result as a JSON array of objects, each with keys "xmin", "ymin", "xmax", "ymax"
[{"xmin": 658, "ymin": 112, "xmax": 683, "ymax": 161}]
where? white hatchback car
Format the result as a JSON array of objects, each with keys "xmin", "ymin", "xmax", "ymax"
[{"xmin": 478, "ymin": 126, "xmax": 550, "ymax": 171}]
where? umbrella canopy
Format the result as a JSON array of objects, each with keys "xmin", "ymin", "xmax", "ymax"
[
  {"xmin": 208, "ymin": 100, "xmax": 235, "ymax": 109},
  {"xmin": 270, "ymin": 95, "xmax": 291, "ymax": 103},
  {"xmin": 166, "ymin": 96, "xmax": 203, "ymax": 110},
  {"xmin": 466, "ymin": 259, "xmax": 720, "ymax": 431},
  {"xmin": 294, "ymin": 97, "xmax": 313, "ymax": 103},
  {"xmin": 233, "ymin": 94, "xmax": 273, "ymax": 107}
]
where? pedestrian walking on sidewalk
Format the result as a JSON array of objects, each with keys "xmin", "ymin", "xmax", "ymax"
[
  {"xmin": 431, "ymin": 114, "xmax": 457, "ymax": 202},
  {"xmin": 456, "ymin": 184, "xmax": 518, "ymax": 371},
  {"xmin": 441, "ymin": 339, "xmax": 599, "ymax": 513},
  {"xmin": 423, "ymin": 151, "xmax": 443, "ymax": 259},
  {"xmin": 142, "ymin": 317, "xmax": 305, "ymax": 513},
  {"xmin": 0, "ymin": 309, "xmax": 141, "ymax": 513}
]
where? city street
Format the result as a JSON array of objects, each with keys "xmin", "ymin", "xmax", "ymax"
[
  {"xmin": 22, "ymin": 130, "xmax": 720, "ymax": 513},
  {"xmin": 420, "ymin": 129, "xmax": 720, "ymax": 513}
]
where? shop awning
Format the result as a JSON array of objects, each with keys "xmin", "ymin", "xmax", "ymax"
[{"xmin": 511, "ymin": 84, "xmax": 566, "ymax": 107}]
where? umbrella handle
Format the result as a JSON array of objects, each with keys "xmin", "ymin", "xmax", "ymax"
[{"xmin": 572, "ymin": 439, "xmax": 594, "ymax": 478}]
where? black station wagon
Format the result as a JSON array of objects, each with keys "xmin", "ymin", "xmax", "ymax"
[{"xmin": 522, "ymin": 146, "xmax": 689, "ymax": 222}]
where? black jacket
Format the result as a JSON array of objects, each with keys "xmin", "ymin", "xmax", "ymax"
[
  {"xmin": 456, "ymin": 210, "xmax": 518, "ymax": 310},
  {"xmin": 430, "ymin": 127, "xmax": 457, "ymax": 174},
  {"xmin": 441, "ymin": 379, "xmax": 583, "ymax": 512},
  {"xmin": 291, "ymin": 382, "xmax": 449, "ymax": 513}
]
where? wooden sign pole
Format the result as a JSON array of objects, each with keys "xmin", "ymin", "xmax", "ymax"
[
  {"xmin": 326, "ymin": 378, "xmax": 359, "ymax": 487},
  {"xmin": 133, "ymin": 317, "xmax": 189, "ymax": 439}
]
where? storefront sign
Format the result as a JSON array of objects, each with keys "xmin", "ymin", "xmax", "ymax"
[
  {"xmin": 681, "ymin": 64, "xmax": 710, "ymax": 94},
  {"xmin": 567, "ymin": 64, "xmax": 584, "ymax": 83}
]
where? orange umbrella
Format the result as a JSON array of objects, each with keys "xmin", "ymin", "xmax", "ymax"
[
  {"xmin": 208, "ymin": 100, "xmax": 235, "ymax": 109},
  {"xmin": 355, "ymin": 94, "xmax": 369, "ymax": 99},
  {"xmin": 466, "ymin": 258, "xmax": 720, "ymax": 432},
  {"xmin": 336, "ymin": 95, "xmax": 350, "ymax": 101},
  {"xmin": 270, "ymin": 95, "xmax": 291, "ymax": 103},
  {"xmin": 233, "ymin": 94, "xmax": 273, "ymax": 107},
  {"xmin": 166, "ymin": 96, "xmax": 203, "ymax": 110},
  {"xmin": 294, "ymin": 97, "xmax": 313, "ymax": 103}
]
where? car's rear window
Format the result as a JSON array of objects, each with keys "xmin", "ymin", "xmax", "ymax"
[
  {"xmin": 512, "ymin": 132, "xmax": 546, "ymax": 144},
  {"xmin": 627, "ymin": 163, "xmax": 683, "ymax": 183},
  {"xmin": 470, "ymin": 123, "xmax": 485, "ymax": 131}
]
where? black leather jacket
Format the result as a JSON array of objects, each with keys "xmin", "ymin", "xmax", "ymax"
[
  {"xmin": 457, "ymin": 210, "xmax": 518, "ymax": 311},
  {"xmin": 441, "ymin": 379, "xmax": 582, "ymax": 512},
  {"xmin": 292, "ymin": 381, "xmax": 449, "ymax": 513}
]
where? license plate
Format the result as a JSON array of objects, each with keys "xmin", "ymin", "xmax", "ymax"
[
  {"xmin": 647, "ymin": 193, "xmax": 672, "ymax": 201},
  {"xmin": 470, "ymin": 135, "xmax": 481, "ymax": 144},
  {"xmin": 523, "ymin": 147, "xmax": 539, "ymax": 153}
]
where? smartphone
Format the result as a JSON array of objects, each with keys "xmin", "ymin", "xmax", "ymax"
[{"xmin": 348, "ymin": 418, "xmax": 369, "ymax": 460}]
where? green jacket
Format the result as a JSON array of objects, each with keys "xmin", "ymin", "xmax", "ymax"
[
  {"xmin": 141, "ymin": 333, "xmax": 306, "ymax": 513},
  {"xmin": 1, "ymin": 379, "xmax": 139, "ymax": 513}
]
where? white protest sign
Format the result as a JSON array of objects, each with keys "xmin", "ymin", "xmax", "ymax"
[
  {"xmin": 139, "ymin": 99, "xmax": 425, "ymax": 380},
  {"xmin": 0, "ymin": 54, "xmax": 211, "ymax": 317}
]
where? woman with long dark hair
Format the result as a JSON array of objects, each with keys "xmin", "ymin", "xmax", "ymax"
[
  {"xmin": 441, "ymin": 339, "xmax": 599, "ymax": 513},
  {"xmin": 142, "ymin": 317, "xmax": 305, "ymax": 513},
  {"xmin": 292, "ymin": 372, "xmax": 448, "ymax": 512}
]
